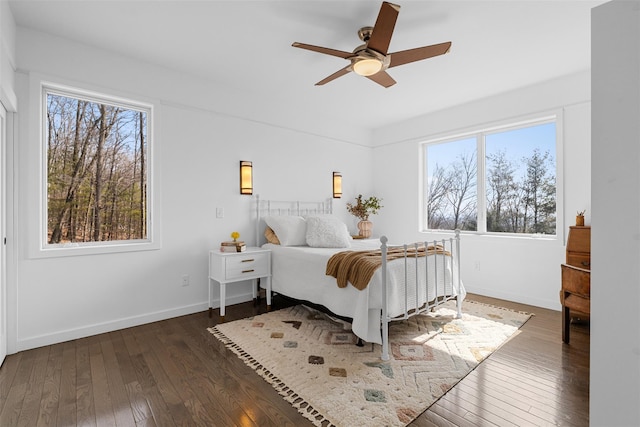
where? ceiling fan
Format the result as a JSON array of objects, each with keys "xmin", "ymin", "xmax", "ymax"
[{"xmin": 292, "ymin": 1, "xmax": 452, "ymax": 88}]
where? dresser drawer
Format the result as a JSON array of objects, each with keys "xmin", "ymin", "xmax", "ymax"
[
  {"xmin": 561, "ymin": 264, "xmax": 590, "ymax": 297},
  {"xmin": 566, "ymin": 253, "xmax": 590, "ymax": 269},
  {"xmin": 225, "ymin": 252, "xmax": 270, "ymax": 280},
  {"xmin": 567, "ymin": 226, "xmax": 590, "ymax": 253}
]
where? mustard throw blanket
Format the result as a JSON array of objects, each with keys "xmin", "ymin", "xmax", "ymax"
[{"xmin": 326, "ymin": 245, "xmax": 450, "ymax": 291}]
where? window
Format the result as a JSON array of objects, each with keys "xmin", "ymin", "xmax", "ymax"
[
  {"xmin": 44, "ymin": 85, "xmax": 152, "ymax": 248},
  {"xmin": 423, "ymin": 117, "xmax": 557, "ymax": 236}
]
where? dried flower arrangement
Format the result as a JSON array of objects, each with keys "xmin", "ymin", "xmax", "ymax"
[{"xmin": 346, "ymin": 195, "xmax": 383, "ymax": 221}]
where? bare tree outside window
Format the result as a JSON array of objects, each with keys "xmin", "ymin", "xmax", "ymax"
[
  {"xmin": 486, "ymin": 123, "xmax": 556, "ymax": 235},
  {"xmin": 426, "ymin": 137, "xmax": 478, "ymax": 232},
  {"xmin": 425, "ymin": 120, "xmax": 556, "ymax": 235},
  {"xmin": 46, "ymin": 90, "xmax": 149, "ymax": 245}
]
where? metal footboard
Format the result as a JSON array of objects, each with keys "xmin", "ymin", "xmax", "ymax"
[{"xmin": 380, "ymin": 230, "xmax": 462, "ymax": 361}]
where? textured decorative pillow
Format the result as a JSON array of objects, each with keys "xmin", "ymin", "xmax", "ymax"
[
  {"xmin": 264, "ymin": 226, "xmax": 281, "ymax": 245},
  {"xmin": 263, "ymin": 216, "xmax": 307, "ymax": 246},
  {"xmin": 305, "ymin": 216, "xmax": 352, "ymax": 248}
]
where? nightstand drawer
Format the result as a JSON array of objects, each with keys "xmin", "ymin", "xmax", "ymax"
[{"xmin": 225, "ymin": 253, "xmax": 269, "ymax": 280}]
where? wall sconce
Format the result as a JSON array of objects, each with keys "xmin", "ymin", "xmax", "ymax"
[
  {"xmin": 240, "ymin": 161, "xmax": 253, "ymax": 195},
  {"xmin": 333, "ymin": 172, "xmax": 342, "ymax": 198}
]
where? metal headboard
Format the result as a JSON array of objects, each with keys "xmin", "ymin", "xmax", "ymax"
[{"xmin": 254, "ymin": 195, "xmax": 333, "ymax": 246}]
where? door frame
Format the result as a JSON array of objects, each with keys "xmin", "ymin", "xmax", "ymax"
[{"xmin": 0, "ymin": 103, "xmax": 7, "ymax": 365}]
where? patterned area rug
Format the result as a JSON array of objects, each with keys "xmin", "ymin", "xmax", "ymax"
[{"xmin": 209, "ymin": 300, "xmax": 531, "ymax": 427}]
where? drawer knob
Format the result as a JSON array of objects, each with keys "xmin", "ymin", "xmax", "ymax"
[
  {"xmin": 241, "ymin": 259, "xmax": 255, "ymax": 263},
  {"xmin": 242, "ymin": 269, "xmax": 255, "ymax": 273}
]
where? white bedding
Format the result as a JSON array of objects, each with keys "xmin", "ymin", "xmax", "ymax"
[{"xmin": 263, "ymin": 239, "xmax": 466, "ymax": 344}]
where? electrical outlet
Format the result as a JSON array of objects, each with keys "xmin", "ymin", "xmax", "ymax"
[
  {"xmin": 474, "ymin": 261, "xmax": 481, "ymax": 271},
  {"xmin": 181, "ymin": 274, "xmax": 190, "ymax": 286}
]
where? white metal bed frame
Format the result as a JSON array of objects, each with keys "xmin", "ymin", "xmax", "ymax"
[
  {"xmin": 254, "ymin": 196, "xmax": 333, "ymax": 245},
  {"xmin": 379, "ymin": 233, "xmax": 462, "ymax": 360},
  {"xmin": 254, "ymin": 195, "xmax": 463, "ymax": 361}
]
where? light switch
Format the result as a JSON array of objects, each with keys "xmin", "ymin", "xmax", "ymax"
[{"xmin": 216, "ymin": 207, "xmax": 224, "ymax": 218}]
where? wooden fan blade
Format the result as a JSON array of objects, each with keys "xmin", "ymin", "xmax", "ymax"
[
  {"xmin": 316, "ymin": 65, "xmax": 352, "ymax": 86},
  {"xmin": 292, "ymin": 42, "xmax": 355, "ymax": 59},
  {"xmin": 367, "ymin": 2, "xmax": 401, "ymax": 55},
  {"xmin": 366, "ymin": 71, "xmax": 396, "ymax": 88},
  {"xmin": 388, "ymin": 42, "xmax": 452, "ymax": 68}
]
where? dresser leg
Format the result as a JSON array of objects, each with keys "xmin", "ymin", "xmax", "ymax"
[
  {"xmin": 220, "ymin": 315, "xmax": 225, "ymax": 323},
  {"xmin": 562, "ymin": 305, "xmax": 570, "ymax": 344},
  {"xmin": 208, "ymin": 307, "xmax": 212, "ymax": 318}
]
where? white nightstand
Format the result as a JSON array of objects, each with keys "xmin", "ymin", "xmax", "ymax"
[{"xmin": 208, "ymin": 247, "xmax": 271, "ymax": 321}]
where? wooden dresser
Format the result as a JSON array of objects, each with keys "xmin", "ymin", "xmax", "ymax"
[
  {"xmin": 560, "ymin": 226, "xmax": 591, "ymax": 343},
  {"xmin": 566, "ymin": 226, "xmax": 591, "ymax": 269}
]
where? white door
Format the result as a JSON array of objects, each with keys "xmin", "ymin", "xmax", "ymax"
[{"xmin": 0, "ymin": 104, "xmax": 6, "ymax": 366}]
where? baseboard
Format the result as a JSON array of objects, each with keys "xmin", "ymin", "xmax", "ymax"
[
  {"xmin": 15, "ymin": 292, "xmax": 256, "ymax": 352},
  {"xmin": 465, "ymin": 285, "xmax": 561, "ymax": 311}
]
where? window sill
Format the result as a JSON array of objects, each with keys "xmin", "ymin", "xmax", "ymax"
[{"xmin": 30, "ymin": 240, "xmax": 161, "ymax": 259}]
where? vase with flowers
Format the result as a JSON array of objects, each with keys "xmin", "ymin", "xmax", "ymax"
[{"xmin": 346, "ymin": 194, "xmax": 383, "ymax": 238}]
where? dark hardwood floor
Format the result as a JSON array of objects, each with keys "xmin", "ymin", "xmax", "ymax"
[{"xmin": 0, "ymin": 293, "xmax": 589, "ymax": 426}]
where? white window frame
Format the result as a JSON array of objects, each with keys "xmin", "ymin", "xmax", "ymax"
[
  {"xmin": 420, "ymin": 112, "xmax": 563, "ymax": 239},
  {"xmin": 28, "ymin": 76, "xmax": 162, "ymax": 258}
]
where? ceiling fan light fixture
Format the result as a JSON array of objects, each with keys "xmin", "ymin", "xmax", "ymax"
[
  {"xmin": 353, "ymin": 58, "xmax": 383, "ymax": 76},
  {"xmin": 292, "ymin": 1, "xmax": 451, "ymax": 87}
]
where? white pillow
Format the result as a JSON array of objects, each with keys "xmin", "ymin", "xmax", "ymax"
[
  {"xmin": 305, "ymin": 216, "xmax": 352, "ymax": 248},
  {"xmin": 263, "ymin": 216, "xmax": 307, "ymax": 246}
]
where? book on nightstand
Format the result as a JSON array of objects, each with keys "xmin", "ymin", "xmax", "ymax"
[{"xmin": 220, "ymin": 241, "xmax": 246, "ymax": 252}]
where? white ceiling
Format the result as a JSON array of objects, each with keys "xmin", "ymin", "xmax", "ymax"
[{"xmin": 8, "ymin": 0, "xmax": 604, "ymax": 131}]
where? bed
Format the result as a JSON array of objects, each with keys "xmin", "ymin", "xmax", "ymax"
[{"xmin": 254, "ymin": 197, "xmax": 465, "ymax": 360}]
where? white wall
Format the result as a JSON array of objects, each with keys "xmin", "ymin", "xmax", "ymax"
[
  {"xmin": 591, "ymin": 1, "xmax": 640, "ymax": 424},
  {"xmin": 0, "ymin": 0, "xmax": 16, "ymax": 367},
  {"xmin": 0, "ymin": 0, "xmax": 16, "ymax": 110},
  {"xmin": 371, "ymin": 71, "xmax": 592, "ymax": 310},
  {"xmin": 10, "ymin": 28, "xmax": 373, "ymax": 352}
]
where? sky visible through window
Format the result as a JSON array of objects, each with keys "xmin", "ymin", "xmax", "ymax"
[
  {"xmin": 486, "ymin": 122, "xmax": 556, "ymax": 173},
  {"xmin": 427, "ymin": 122, "xmax": 555, "ymax": 179}
]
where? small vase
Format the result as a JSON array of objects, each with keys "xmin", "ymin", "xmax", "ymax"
[
  {"xmin": 576, "ymin": 216, "xmax": 585, "ymax": 226},
  {"xmin": 357, "ymin": 220, "xmax": 373, "ymax": 238}
]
